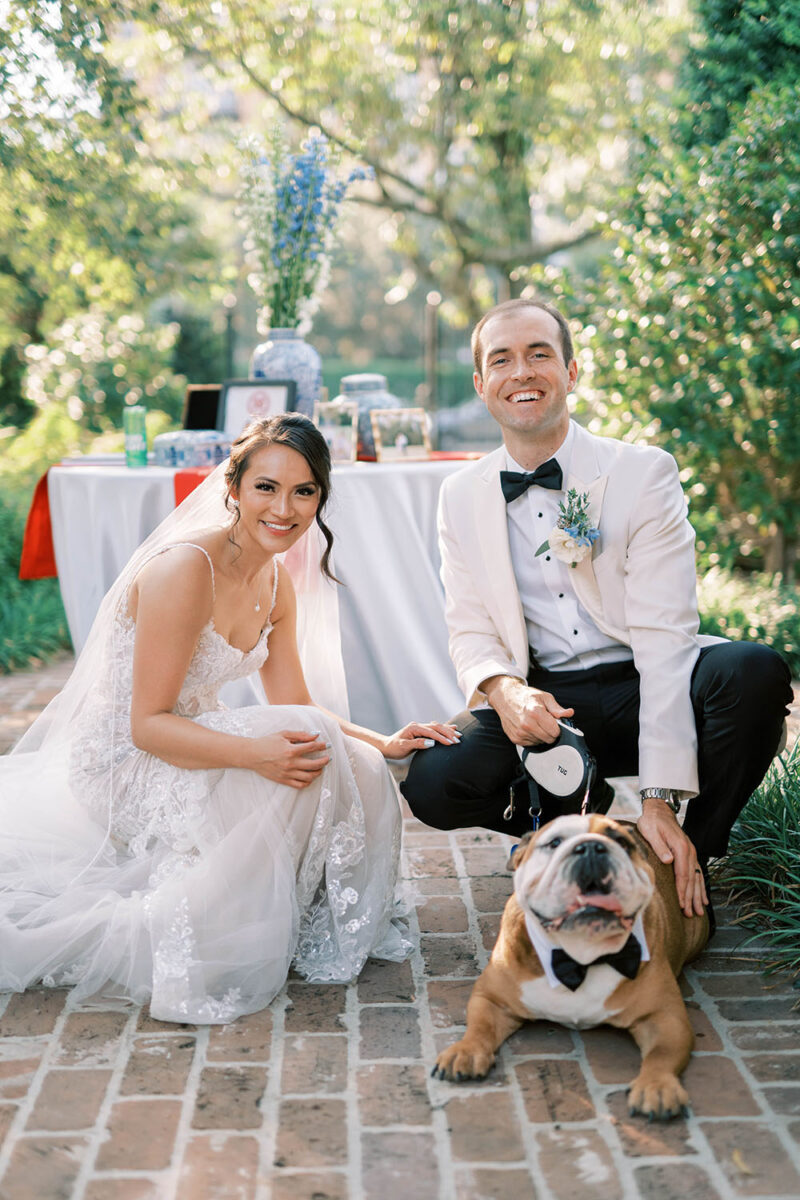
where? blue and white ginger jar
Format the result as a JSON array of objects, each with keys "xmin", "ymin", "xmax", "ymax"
[{"xmin": 250, "ymin": 328, "xmax": 322, "ymax": 419}]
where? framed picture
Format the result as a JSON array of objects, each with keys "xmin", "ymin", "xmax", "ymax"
[
  {"xmin": 217, "ymin": 378, "xmax": 297, "ymax": 439},
  {"xmin": 314, "ymin": 399, "xmax": 358, "ymax": 463},
  {"xmin": 370, "ymin": 407, "xmax": 432, "ymax": 462},
  {"xmin": 182, "ymin": 384, "xmax": 222, "ymax": 430}
]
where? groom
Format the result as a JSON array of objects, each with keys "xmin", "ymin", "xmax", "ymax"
[{"xmin": 401, "ymin": 298, "xmax": 791, "ymax": 915}]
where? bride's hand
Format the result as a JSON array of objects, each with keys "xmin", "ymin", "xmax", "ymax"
[
  {"xmin": 249, "ymin": 730, "xmax": 331, "ymax": 788},
  {"xmin": 381, "ymin": 722, "xmax": 461, "ymax": 760}
]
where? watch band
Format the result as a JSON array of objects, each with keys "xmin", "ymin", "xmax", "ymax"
[{"xmin": 640, "ymin": 787, "xmax": 681, "ymax": 814}]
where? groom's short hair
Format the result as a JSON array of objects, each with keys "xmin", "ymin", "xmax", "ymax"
[{"xmin": 471, "ymin": 298, "xmax": 574, "ymax": 375}]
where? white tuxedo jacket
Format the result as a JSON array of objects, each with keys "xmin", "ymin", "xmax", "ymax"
[{"xmin": 437, "ymin": 421, "xmax": 724, "ymax": 798}]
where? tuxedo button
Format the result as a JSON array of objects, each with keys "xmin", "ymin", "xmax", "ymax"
[
  {"xmin": 545, "ymin": 555, "xmax": 550, "ymax": 561},
  {"xmin": 573, "ymin": 629, "xmax": 578, "ymax": 635},
  {"xmin": 559, "ymin": 593, "xmax": 564, "ymax": 598},
  {"xmin": 538, "ymin": 512, "xmax": 543, "ymax": 518}
]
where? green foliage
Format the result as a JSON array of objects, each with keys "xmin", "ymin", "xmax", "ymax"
[
  {"xmin": 698, "ymin": 569, "xmax": 800, "ymax": 678},
  {"xmin": 0, "ymin": 344, "xmax": 33, "ymax": 429},
  {"xmin": 22, "ymin": 311, "xmax": 187, "ymax": 432},
  {"xmin": 94, "ymin": 0, "xmax": 686, "ymax": 317},
  {"xmin": 525, "ymin": 1, "xmax": 800, "ymax": 577},
  {"xmin": 680, "ymin": 0, "xmax": 800, "ymax": 145},
  {"xmin": 0, "ymin": 1, "xmax": 218, "ymax": 386},
  {"xmin": 154, "ymin": 303, "xmax": 226, "ymax": 387},
  {"xmin": 551, "ymin": 79, "xmax": 800, "ymax": 577},
  {"xmin": 718, "ymin": 741, "xmax": 800, "ymax": 980},
  {"xmin": 0, "ymin": 408, "xmax": 102, "ymax": 498}
]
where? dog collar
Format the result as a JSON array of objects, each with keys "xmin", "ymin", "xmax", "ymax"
[{"xmin": 524, "ymin": 911, "xmax": 651, "ymax": 990}]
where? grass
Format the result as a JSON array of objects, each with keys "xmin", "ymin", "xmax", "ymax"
[{"xmin": 714, "ymin": 738, "xmax": 800, "ymax": 981}]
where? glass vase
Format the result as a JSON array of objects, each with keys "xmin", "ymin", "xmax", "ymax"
[{"xmin": 249, "ymin": 328, "xmax": 322, "ymax": 419}]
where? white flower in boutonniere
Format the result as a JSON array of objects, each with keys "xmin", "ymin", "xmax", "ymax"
[{"xmin": 535, "ymin": 488, "xmax": 600, "ymax": 568}]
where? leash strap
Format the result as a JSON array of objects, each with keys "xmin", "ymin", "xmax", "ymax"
[
  {"xmin": 580, "ymin": 756, "xmax": 598, "ymax": 816},
  {"xmin": 503, "ymin": 769, "xmax": 542, "ymax": 832}
]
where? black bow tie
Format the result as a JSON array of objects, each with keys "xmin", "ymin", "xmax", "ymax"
[
  {"xmin": 550, "ymin": 934, "xmax": 642, "ymax": 991},
  {"xmin": 500, "ymin": 459, "xmax": 563, "ymax": 502}
]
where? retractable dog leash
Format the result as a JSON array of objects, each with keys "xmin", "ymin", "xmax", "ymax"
[{"xmin": 505, "ymin": 719, "xmax": 597, "ymax": 834}]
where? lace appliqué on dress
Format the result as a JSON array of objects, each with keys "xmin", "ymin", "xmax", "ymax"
[{"xmin": 46, "ymin": 544, "xmax": 411, "ymax": 1021}]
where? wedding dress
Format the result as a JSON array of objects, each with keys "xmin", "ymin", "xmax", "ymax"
[{"xmin": 0, "ymin": 468, "xmax": 411, "ymax": 1024}]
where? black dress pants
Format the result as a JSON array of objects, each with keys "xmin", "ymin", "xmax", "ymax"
[{"xmin": 400, "ymin": 642, "xmax": 792, "ymax": 860}]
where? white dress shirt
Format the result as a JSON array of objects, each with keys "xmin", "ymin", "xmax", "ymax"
[{"xmin": 505, "ymin": 424, "xmax": 632, "ymax": 672}]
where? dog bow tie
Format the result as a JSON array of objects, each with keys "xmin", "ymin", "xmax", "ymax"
[
  {"xmin": 550, "ymin": 935, "xmax": 642, "ymax": 991},
  {"xmin": 500, "ymin": 460, "xmax": 563, "ymax": 502}
]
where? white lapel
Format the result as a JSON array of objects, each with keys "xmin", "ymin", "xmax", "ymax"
[
  {"xmin": 564, "ymin": 424, "xmax": 609, "ymax": 625},
  {"xmin": 474, "ymin": 448, "xmax": 529, "ymax": 670}
]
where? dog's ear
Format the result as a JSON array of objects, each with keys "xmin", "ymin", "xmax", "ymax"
[{"xmin": 507, "ymin": 831, "xmax": 535, "ymax": 872}]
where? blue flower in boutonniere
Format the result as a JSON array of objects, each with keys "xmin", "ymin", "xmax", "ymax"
[{"xmin": 535, "ymin": 488, "xmax": 600, "ymax": 568}]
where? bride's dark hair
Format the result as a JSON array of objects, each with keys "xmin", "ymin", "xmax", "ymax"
[{"xmin": 224, "ymin": 413, "xmax": 338, "ymax": 581}]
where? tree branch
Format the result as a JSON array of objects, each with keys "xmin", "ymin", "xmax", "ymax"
[
  {"xmin": 480, "ymin": 225, "xmax": 603, "ymax": 268},
  {"xmin": 232, "ymin": 52, "xmax": 438, "ymax": 208}
]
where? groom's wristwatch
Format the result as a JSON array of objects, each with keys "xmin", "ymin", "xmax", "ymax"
[{"xmin": 640, "ymin": 787, "xmax": 682, "ymax": 814}]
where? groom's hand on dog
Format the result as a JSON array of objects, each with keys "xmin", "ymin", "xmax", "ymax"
[
  {"xmin": 637, "ymin": 799, "xmax": 708, "ymax": 917},
  {"xmin": 483, "ymin": 675, "xmax": 574, "ymax": 746}
]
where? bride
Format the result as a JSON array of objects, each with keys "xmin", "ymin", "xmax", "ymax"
[{"xmin": 0, "ymin": 413, "xmax": 457, "ymax": 1023}]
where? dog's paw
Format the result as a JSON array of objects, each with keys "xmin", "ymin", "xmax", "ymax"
[
  {"xmin": 431, "ymin": 1039, "xmax": 495, "ymax": 1082},
  {"xmin": 627, "ymin": 1071, "xmax": 690, "ymax": 1121}
]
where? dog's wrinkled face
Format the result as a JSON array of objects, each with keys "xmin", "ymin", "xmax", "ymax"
[{"xmin": 512, "ymin": 815, "xmax": 654, "ymax": 964}]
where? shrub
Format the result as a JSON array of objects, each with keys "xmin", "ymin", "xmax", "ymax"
[
  {"xmin": 22, "ymin": 310, "xmax": 186, "ymax": 433},
  {"xmin": 698, "ymin": 568, "xmax": 800, "ymax": 678}
]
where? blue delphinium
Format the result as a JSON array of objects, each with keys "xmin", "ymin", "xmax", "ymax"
[{"xmin": 238, "ymin": 130, "xmax": 370, "ymax": 335}]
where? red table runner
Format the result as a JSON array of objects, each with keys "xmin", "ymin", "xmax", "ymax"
[
  {"xmin": 172, "ymin": 466, "xmax": 215, "ymax": 505},
  {"xmin": 18, "ymin": 471, "xmax": 56, "ymax": 580}
]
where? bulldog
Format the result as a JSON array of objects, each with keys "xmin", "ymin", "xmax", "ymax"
[{"xmin": 433, "ymin": 814, "xmax": 710, "ymax": 1119}]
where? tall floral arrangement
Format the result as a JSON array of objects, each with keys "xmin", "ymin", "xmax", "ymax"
[{"xmin": 238, "ymin": 130, "xmax": 370, "ymax": 336}]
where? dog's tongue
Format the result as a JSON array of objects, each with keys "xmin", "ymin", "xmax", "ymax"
[{"xmin": 576, "ymin": 893, "xmax": 623, "ymax": 913}]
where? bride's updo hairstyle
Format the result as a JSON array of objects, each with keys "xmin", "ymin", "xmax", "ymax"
[{"xmin": 224, "ymin": 413, "xmax": 338, "ymax": 581}]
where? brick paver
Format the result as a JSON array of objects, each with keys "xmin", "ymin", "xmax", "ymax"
[{"xmin": 1, "ymin": 660, "xmax": 799, "ymax": 1199}]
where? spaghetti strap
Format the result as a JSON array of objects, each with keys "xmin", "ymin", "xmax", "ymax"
[
  {"xmin": 267, "ymin": 558, "xmax": 280, "ymax": 621},
  {"xmin": 175, "ymin": 543, "xmax": 216, "ymax": 603},
  {"xmin": 123, "ymin": 541, "xmax": 216, "ymax": 612},
  {"xmin": 141, "ymin": 542, "xmax": 216, "ymax": 602}
]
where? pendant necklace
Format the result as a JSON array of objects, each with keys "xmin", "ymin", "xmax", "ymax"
[{"xmin": 254, "ymin": 572, "xmax": 264, "ymax": 613}]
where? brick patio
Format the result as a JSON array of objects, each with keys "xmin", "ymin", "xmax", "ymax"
[{"xmin": 1, "ymin": 658, "xmax": 799, "ymax": 1199}]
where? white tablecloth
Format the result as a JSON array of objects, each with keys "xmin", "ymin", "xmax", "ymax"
[{"xmin": 48, "ymin": 459, "xmax": 467, "ymax": 731}]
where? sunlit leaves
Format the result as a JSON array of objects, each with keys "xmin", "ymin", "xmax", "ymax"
[
  {"xmin": 95, "ymin": 0, "xmax": 687, "ymax": 316},
  {"xmin": 23, "ymin": 309, "xmax": 186, "ymax": 431},
  {"xmin": 0, "ymin": 0, "xmax": 216, "ymax": 365},
  {"xmin": 558, "ymin": 80, "xmax": 800, "ymax": 576}
]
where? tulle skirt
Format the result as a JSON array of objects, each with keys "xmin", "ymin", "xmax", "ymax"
[{"xmin": 0, "ymin": 706, "xmax": 410, "ymax": 1023}]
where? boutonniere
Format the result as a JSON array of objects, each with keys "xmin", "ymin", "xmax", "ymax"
[{"xmin": 536, "ymin": 488, "xmax": 599, "ymax": 568}]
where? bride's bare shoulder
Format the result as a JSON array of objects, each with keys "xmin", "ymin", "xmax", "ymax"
[{"xmin": 129, "ymin": 541, "xmax": 217, "ymax": 622}]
